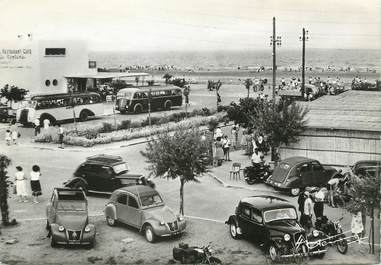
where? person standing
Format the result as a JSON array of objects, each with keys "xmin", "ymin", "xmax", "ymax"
[
  {"xmin": 34, "ymin": 118, "xmax": 40, "ymax": 136},
  {"xmin": 10, "ymin": 120, "xmax": 18, "ymax": 145},
  {"xmin": 5, "ymin": 129, "xmax": 11, "ymax": 145},
  {"xmin": 57, "ymin": 124, "xmax": 64, "ymax": 149},
  {"xmin": 351, "ymin": 211, "xmax": 364, "ymax": 241},
  {"xmin": 298, "ymin": 191, "xmax": 306, "ymax": 221},
  {"xmin": 222, "ymin": 135, "xmax": 231, "ymax": 161},
  {"xmin": 231, "ymin": 123, "xmax": 239, "ymax": 150},
  {"xmin": 30, "ymin": 165, "xmax": 42, "ymax": 203},
  {"xmin": 313, "ymin": 188, "xmax": 325, "ymax": 220},
  {"xmin": 302, "ymin": 191, "xmax": 314, "ymax": 232},
  {"xmin": 14, "ymin": 166, "xmax": 28, "ymax": 202}
]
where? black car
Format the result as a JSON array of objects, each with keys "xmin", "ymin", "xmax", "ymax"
[
  {"xmin": 226, "ymin": 195, "xmax": 326, "ymax": 262},
  {"xmin": 266, "ymin": 157, "xmax": 338, "ymax": 196},
  {"xmin": 349, "ymin": 160, "xmax": 381, "ymax": 178},
  {"xmin": 64, "ymin": 154, "xmax": 155, "ymax": 194}
]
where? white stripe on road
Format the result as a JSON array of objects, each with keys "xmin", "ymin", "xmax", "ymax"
[{"xmin": 185, "ymin": 215, "xmax": 225, "ymax": 224}]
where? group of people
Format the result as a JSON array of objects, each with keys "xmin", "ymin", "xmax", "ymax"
[
  {"xmin": 5, "ymin": 120, "xmax": 19, "ymax": 145},
  {"xmin": 212, "ymin": 123, "xmax": 242, "ymax": 164},
  {"xmin": 298, "ymin": 189, "xmax": 325, "ymax": 233},
  {"xmin": 14, "ymin": 164, "xmax": 42, "ymax": 204}
]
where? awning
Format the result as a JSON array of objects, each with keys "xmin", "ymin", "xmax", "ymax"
[{"xmin": 63, "ymin": 72, "xmax": 150, "ymax": 79}]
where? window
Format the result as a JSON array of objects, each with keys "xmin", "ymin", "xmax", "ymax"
[
  {"xmin": 128, "ymin": 196, "xmax": 139, "ymax": 208},
  {"xmin": 251, "ymin": 209, "xmax": 263, "ymax": 223},
  {"xmin": 45, "ymin": 80, "xmax": 50, "ymax": 87},
  {"xmin": 299, "ymin": 163, "xmax": 310, "ymax": 173},
  {"xmin": 117, "ymin": 194, "xmax": 127, "ymax": 205},
  {"xmin": 52, "ymin": 79, "xmax": 58, "ymax": 86},
  {"xmin": 45, "ymin": 48, "xmax": 66, "ymax": 56},
  {"xmin": 311, "ymin": 161, "xmax": 323, "ymax": 171},
  {"xmin": 88, "ymin": 61, "xmax": 97, "ymax": 69},
  {"xmin": 241, "ymin": 205, "xmax": 251, "ymax": 218}
]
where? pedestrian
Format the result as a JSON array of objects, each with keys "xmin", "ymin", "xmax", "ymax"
[
  {"xmin": 5, "ymin": 129, "xmax": 11, "ymax": 145},
  {"xmin": 214, "ymin": 127, "xmax": 223, "ymax": 141},
  {"xmin": 351, "ymin": 211, "xmax": 364, "ymax": 242},
  {"xmin": 327, "ymin": 175, "xmax": 341, "ymax": 207},
  {"xmin": 297, "ymin": 191, "xmax": 306, "ymax": 217},
  {"xmin": 240, "ymin": 129, "xmax": 247, "ymax": 151},
  {"xmin": 30, "ymin": 165, "xmax": 42, "ymax": 203},
  {"xmin": 301, "ymin": 191, "xmax": 314, "ymax": 232},
  {"xmin": 43, "ymin": 118, "xmax": 50, "ymax": 130},
  {"xmin": 34, "ymin": 118, "xmax": 41, "ymax": 136},
  {"xmin": 222, "ymin": 135, "xmax": 231, "ymax": 161},
  {"xmin": 231, "ymin": 123, "xmax": 239, "ymax": 150},
  {"xmin": 313, "ymin": 188, "xmax": 325, "ymax": 220},
  {"xmin": 14, "ymin": 166, "xmax": 28, "ymax": 202},
  {"xmin": 57, "ymin": 124, "xmax": 64, "ymax": 149},
  {"xmin": 10, "ymin": 120, "xmax": 19, "ymax": 145}
]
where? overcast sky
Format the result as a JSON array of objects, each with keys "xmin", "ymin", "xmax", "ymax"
[{"xmin": 0, "ymin": 0, "xmax": 380, "ymax": 51}]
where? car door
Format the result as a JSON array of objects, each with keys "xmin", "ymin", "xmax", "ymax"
[
  {"xmin": 115, "ymin": 192, "xmax": 128, "ymax": 223},
  {"xmin": 310, "ymin": 161, "xmax": 326, "ymax": 185},
  {"xmin": 250, "ymin": 208, "xmax": 266, "ymax": 243},
  {"xmin": 47, "ymin": 193, "xmax": 57, "ymax": 224},
  {"xmin": 78, "ymin": 164, "xmax": 98, "ymax": 190},
  {"xmin": 298, "ymin": 162, "xmax": 313, "ymax": 186},
  {"xmin": 237, "ymin": 204, "xmax": 252, "ymax": 236},
  {"xmin": 125, "ymin": 195, "xmax": 142, "ymax": 228}
]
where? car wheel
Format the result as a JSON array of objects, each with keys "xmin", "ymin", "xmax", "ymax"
[
  {"xmin": 106, "ymin": 216, "xmax": 116, "ymax": 227},
  {"xmin": 268, "ymin": 244, "xmax": 279, "ymax": 262},
  {"xmin": 290, "ymin": 188, "xmax": 301, "ymax": 196},
  {"xmin": 51, "ymin": 237, "xmax": 58, "ymax": 248},
  {"xmin": 144, "ymin": 225, "xmax": 156, "ymax": 243},
  {"xmin": 209, "ymin": 257, "xmax": 222, "ymax": 265},
  {"xmin": 229, "ymin": 223, "xmax": 240, "ymax": 239}
]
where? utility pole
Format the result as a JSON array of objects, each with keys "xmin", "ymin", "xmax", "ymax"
[
  {"xmin": 300, "ymin": 28, "xmax": 309, "ymax": 96},
  {"xmin": 148, "ymin": 87, "xmax": 152, "ymax": 128},
  {"xmin": 270, "ymin": 17, "xmax": 281, "ymax": 109}
]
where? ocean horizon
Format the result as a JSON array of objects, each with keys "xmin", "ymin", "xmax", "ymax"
[{"xmin": 89, "ymin": 48, "xmax": 381, "ymax": 71}]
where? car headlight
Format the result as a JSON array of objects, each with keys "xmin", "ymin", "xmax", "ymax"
[
  {"xmin": 84, "ymin": 225, "xmax": 91, "ymax": 233},
  {"xmin": 159, "ymin": 221, "xmax": 165, "ymax": 226},
  {"xmin": 337, "ymin": 223, "xmax": 342, "ymax": 229},
  {"xmin": 313, "ymin": 230, "xmax": 319, "ymax": 237},
  {"xmin": 177, "ymin": 215, "xmax": 184, "ymax": 221},
  {"xmin": 58, "ymin": 226, "xmax": 65, "ymax": 232},
  {"xmin": 284, "ymin": 234, "xmax": 291, "ymax": 241}
]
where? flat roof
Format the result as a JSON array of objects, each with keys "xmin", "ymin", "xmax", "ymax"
[
  {"xmin": 63, "ymin": 72, "xmax": 150, "ymax": 79},
  {"xmin": 300, "ymin": 90, "xmax": 381, "ymax": 132}
]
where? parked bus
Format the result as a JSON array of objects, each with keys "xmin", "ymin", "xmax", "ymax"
[
  {"xmin": 16, "ymin": 92, "xmax": 103, "ymax": 126},
  {"xmin": 115, "ymin": 86, "xmax": 182, "ymax": 114}
]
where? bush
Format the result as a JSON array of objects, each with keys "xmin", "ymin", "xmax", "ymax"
[
  {"xmin": 168, "ymin": 112, "xmax": 187, "ymax": 122},
  {"xmin": 141, "ymin": 116, "xmax": 161, "ymax": 127},
  {"xmin": 130, "ymin": 121, "xmax": 141, "ymax": 129},
  {"xmin": 208, "ymin": 118, "xmax": 219, "ymax": 132},
  {"xmin": 118, "ymin": 119, "xmax": 131, "ymax": 130},
  {"xmin": 100, "ymin": 122, "xmax": 113, "ymax": 133}
]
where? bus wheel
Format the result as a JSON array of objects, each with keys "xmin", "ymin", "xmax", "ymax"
[
  {"xmin": 164, "ymin": 100, "xmax": 172, "ymax": 110},
  {"xmin": 134, "ymin": 105, "xmax": 143, "ymax": 114},
  {"xmin": 79, "ymin": 111, "xmax": 89, "ymax": 122}
]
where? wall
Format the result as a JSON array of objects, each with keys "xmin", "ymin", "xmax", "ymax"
[{"xmin": 279, "ymin": 127, "xmax": 381, "ymax": 166}]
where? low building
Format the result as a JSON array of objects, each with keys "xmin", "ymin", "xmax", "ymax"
[{"xmin": 279, "ymin": 90, "xmax": 381, "ymax": 166}]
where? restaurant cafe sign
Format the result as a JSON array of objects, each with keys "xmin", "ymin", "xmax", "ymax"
[{"xmin": 0, "ymin": 48, "xmax": 33, "ymax": 67}]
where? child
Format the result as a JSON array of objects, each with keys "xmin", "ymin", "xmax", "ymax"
[{"xmin": 5, "ymin": 129, "xmax": 11, "ymax": 145}]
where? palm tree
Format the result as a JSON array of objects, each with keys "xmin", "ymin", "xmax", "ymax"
[{"xmin": 244, "ymin": 78, "xmax": 253, "ymax": 98}]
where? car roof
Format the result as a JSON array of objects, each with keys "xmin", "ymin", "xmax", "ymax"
[
  {"xmin": 280, "ymin": 156, "xmax": 315, "ymax": 166},
  {"xmin": 85, "ymin": 154, "xmax": 124, "ymax": 165},
  {"xmin": 354, "ymin": 160, "xmax": 381, "ymax": 167},
  {"xmin": 54, "ymin": 188, "xmax": 86, "ymax": 201},
  {"xmin": 116, "ymin": 185, "xmax": 158, "ymax": 197},
  {"xmin": 240, "ymin": 195, "xmax": 294, "ymax": 211}
]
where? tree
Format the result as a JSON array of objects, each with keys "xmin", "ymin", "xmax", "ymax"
[
  {"xmin": 345, "ymin": 172, "xmax": 381, "ymax": 254},
  {"xmin": 0, "ymin": 84, "xmax": 28, "ymax": 108},
  {"xmin": 226, "ymin": 97, "xmax": 308, "ymax": 160},
  {"xmin": 163, "ymin": 73, "xmax": 173, "ymax": 85},
  {"xmin": 0, "ymin": 155, "xmax": 17, "ymax": 226},
  {"xmin": 206, "ymin": 80, "xmax": 222, "ymax": 111},
  {"xmin": 141, "ymin": 126, "xmax": 209, "ymax": 215},
  {"xmin": 244, "ymin": 78, "xmax": 253, "ymax": 98}
]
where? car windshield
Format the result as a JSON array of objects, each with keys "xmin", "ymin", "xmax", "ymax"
[
  {"xmin": 264, "ymin": 208, "xmax": 297, "ymax": 223},
  {"xmin": 57, "ymin": 201, "xmax": 86, "ymax": 211},
  {"xmin": 117, "ymin": 91, "xmax": 133, "ymax": 100},
  {"xmin": 113, "ymin": 163, "xmax": 128, "ymax": 174},
  {"xmin": 140, "ymin": 194, "xmax": 163, "ymax": 208}
]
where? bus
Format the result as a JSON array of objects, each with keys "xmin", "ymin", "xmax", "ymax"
[
  {"xmin": 16, "ymin": 92, "xmax": 104, "ymax": 126},
  {"xmin": 115, "ymin": 86, "xmax": 183, "ymax": 114}
]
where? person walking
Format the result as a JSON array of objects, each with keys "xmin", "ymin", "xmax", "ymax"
[
  {"xmin": 30, "ymin": 165, "xmax": 42, "ymax": 203},
  {"xmin": 34, "ymin": 118, "xmax": 41, "ymax": 136},
  {"xmin": 14, "ymin": 166, "xmax": 28, "ymax": 202},
  {"xmin": 57, "ymin": 124, "xmax": 64, "ymax": 149}
]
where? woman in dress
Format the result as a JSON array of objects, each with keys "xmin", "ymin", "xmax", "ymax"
[
  {"xmin": 30, "ymin": 165, "xmax": 42, "ymax": 203},
  {"xmin": 14, "ymin": 166, "xmax": 28, "ymax": 202}
]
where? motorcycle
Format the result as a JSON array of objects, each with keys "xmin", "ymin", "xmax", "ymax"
[
  {"xmin": 315, "ymin": 216, "xmax": 348, "ymax": 254},
  {"xmin": 244, "ymin": 164, "xmax": 272, "ymax": 185},
  {"xmin": 173, "ymin": 242, "xmax": 222, "ymax": 264}
]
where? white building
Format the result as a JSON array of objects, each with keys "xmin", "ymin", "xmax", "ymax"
[{"xmin": 0, "ymin": 39, "xmax": 97, "ymax": 96}]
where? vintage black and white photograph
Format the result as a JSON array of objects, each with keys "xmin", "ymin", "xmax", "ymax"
[{"xmin": 0, "ymin": 0, "xmax": 380, "ymax": 264}]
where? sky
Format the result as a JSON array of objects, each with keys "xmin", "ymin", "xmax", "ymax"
[{"xmin": 0, "ymin": 0, "xmax": 380, "ymax": 51}]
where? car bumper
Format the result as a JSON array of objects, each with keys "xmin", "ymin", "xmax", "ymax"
[
  {"xmin": 155, "ymin": 220, "xmax": 186, "ymax": 237},
  {"xmin": 266, "ymin": 179, "xmax": 288, "ymax": 190},
  {"xmin": 51, "ymin": 227, "xmax": 96, "ymax": 245}
]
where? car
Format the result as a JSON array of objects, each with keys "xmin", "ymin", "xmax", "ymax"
[
  {"xmin": 63, "ymin": 154, "xmax": 155, "ymax": 194},
  {"xmin": 349, "ymin": 160, "xmax": 381, "ymax": 178},
  {"xmin": 266, "ymin": 156, "xmax": 338, "ymax": 196},
  {"xmin": 225, "ymin": 195, "xmax": 327, "ymax": 262},
  {"xmin": 46, "ymin": 188, "xmax": 96, "ymax": 248},
  {"xmin": 104, "ymin": 185, "xmax": 186, "ymax": 243}
]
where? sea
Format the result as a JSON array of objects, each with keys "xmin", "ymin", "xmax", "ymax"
[{"xmin": 89, "ymin": 49, "xmax": 381, "ymax": 72}]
